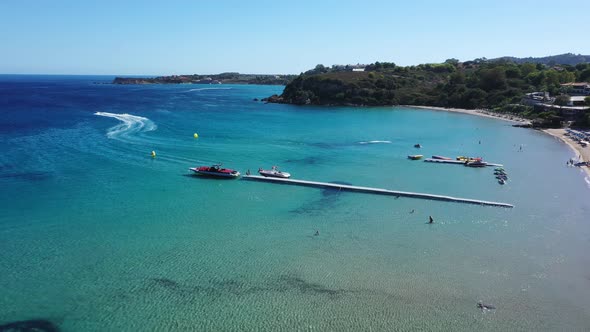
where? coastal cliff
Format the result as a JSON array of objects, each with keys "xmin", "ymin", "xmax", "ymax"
[{"xmin": 265, "ymin": 59, "xmax": 590, "ymax": 127}]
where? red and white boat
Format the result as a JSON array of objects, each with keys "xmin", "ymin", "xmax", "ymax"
[
  {"xmin": 258, "ymin": 166, "xmax": 291, "ymax": 178},
  {"xmin": 189, "ymin": 164, "xmax": 240, "ymax": 178}
]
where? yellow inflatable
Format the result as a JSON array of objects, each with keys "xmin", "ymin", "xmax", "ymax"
[
  {"xmin": 151, "ymin": 150, "xmax": 156, "ymax": 158},
  {"xmin": 193, "ymin": 133, "xmax": 199, "ymax": 138}
]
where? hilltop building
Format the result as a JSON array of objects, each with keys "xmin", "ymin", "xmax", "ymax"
[
  {"xmin": 560, "ymin": 82, "xmax": 590, "ymax": 95},
  {"xmin": 521, "ymin": 92, "xmax": 553, "ymax": 106}
]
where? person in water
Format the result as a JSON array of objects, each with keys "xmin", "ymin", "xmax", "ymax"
[
  {"xmin": 410, "ymin": 209, "xmax": 415, "ymax": 214},
  {"xmin": 428, "ymin": 216, "xmax": 434, "ymax": 224},
  {"xmin": 314, "ymin": 230, "xmax": 320, "ymax": 236}
]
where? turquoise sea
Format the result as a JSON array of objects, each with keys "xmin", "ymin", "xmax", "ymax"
[{"xmin": 1, "ymin": 75, "xmax": 590, "ymax": 331}]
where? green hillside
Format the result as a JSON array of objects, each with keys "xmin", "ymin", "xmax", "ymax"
[{"xmin": 270, "ymin": 60, "xmax": 589, "ymax": 109}]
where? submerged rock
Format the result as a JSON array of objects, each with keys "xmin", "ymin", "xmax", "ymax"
[
  {"xmin": 0, "ymin": 319, "xmax": 59, "ymax": 332},
  {"xmin": 477, "ymin": 301, "xmax": 496, "ymax": 310}
]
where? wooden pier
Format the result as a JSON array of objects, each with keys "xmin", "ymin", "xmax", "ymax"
[
  {"xmin": 424, "ymin": 158, "xmax": 504, "ymax": 167},
  {"xmin": 242, "ymin": 175, "xmax": 513, "ymax": 208}
]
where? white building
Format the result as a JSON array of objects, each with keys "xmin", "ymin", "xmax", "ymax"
[{"xmin": 560, "ymin": 82, "xmax": 590, "ymax": 95}]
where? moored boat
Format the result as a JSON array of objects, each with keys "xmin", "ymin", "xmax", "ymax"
[
  {"xmin": 258, "ymin": 166, "xmax": 291, "ymax": 178},
  {"xmin": 408, "ymin": 154, "xmax": 423, "ymax": 160},
  {"xmin": 189, "ymin": 164, "xmax": 240, "ymax": 178},
  {"xmin": 465, "ymin": 160, "xmax": 488, "ymax": 167},
  {"xmin": 498, "ymin": 178, "xmax": 506, "ymax": 185},
  {"xmin": 457, "ymin": 156, "xmax": 482, "ymax": 162}
]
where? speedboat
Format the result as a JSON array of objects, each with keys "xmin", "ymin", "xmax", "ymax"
[
  {"xmin": 189, "ymin": 164, "xmax": 240, "ymax": 178},
  {"xmin": 432, "ymin": 155, "xmax": 452, "ymax": 160},
  {"xmin": 408, "ymin": 154, "xmax": 423, "ymax": 160},
  {"xmin": 465, "ymin": 160, "xmax": 488, "ymax": 167},
  {"xmin": 498, "ymin": 178, "xmax": 506, "ymax": 185},
  {"xmin": 258, "ymin": 166, "xmax": 291, "ymax": 178}
]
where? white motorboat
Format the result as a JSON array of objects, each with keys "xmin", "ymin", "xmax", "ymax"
[{"xmin": 258, "ymin": 166, "xmax": 291, "ymax": 178}]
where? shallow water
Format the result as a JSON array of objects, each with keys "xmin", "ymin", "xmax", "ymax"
[{"xmin": 1, "ymin": 75, "xmax": 589, "ymax": 331}]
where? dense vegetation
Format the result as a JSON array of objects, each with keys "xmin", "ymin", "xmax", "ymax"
[
  {"xmin": 267, "ymin": 59, "xmax": 590, "ymax": 127},
  {"xmin": 492, "ymin": 53, "xmax": 590, "ymax": 66},
  {"xmin": 113, "ymin": 72, "xmax": 296, "ymax": 85}
]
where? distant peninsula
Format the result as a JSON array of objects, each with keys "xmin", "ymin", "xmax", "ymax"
[
  {"xmin": 264, "ymin": 53, "xmax": 590, "ymax": 128},
  {"xmin": 113, "ymin": 72, "xmax": 297, "ymax": 85}
]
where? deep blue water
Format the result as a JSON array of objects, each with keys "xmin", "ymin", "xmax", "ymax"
[{"xmin": 1, "ymin": 75, "xmax": 590, "ymax": 331}]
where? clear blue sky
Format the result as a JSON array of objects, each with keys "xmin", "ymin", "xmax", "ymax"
[{"xmin": 1, "ymin": 0, "xmax": 588, "ymax": 75}]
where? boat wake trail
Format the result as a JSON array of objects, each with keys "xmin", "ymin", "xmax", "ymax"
[
  {"xmin": 187, "ymin": 87, "xmax": 232, "ymax": 92},
  {"xmin": 94, "ymin": 112, "xmax": 157, "ymax": 139},
  {"xmin": 358, "ymin": 140, "xmax": 392, "ymax": 145}
]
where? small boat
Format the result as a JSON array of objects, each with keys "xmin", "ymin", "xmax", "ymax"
[
  {"xmin": 414, "ymin": 144, "xmax": 422, "ymax": 148},
  {"xmin": 258, "ymin": 166, "xmax": 291, "ymax": 178},
  {"xmin": 408, "ymin": 154, "xmax": 423, "ymax": 160},
  {"xmin": 495, "ymin": 175, "xmax": 508, "ymax": 179},
  {"xmin": 432, "ymin": 155, "xmax": 453, "ymax": 160},
  {"xmin": 189, "ymin": 164, "xmax": 240, "ymax": 178},
  {"xmin": 494, "ymin": 167, "xmax": 505, "ymax": 171},
  {"xmin": 498, "ymin": 178, "xmax": 506, "ymax": 185},
  {"xmin": 457, "ymin": 156, "xmax": 482, "ymax": 162},
  {"xmin": 465, "ymin": 160, "xmax": 488, "ymax": 167}
]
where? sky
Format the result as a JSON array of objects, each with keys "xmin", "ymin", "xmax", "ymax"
[{"xmin": 1, "ymin": 0, "xmax": 589, "ymax": 75}]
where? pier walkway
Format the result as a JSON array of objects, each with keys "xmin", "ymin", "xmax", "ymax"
[
  {"xmin": 242, "ymin": 175, "xmax": 513, "ymax": 208},
  {"xmin": 424, "ymin": 159, "xmax": 503, "ymax": 167}
]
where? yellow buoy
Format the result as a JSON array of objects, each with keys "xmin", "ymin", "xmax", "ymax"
[
  {"xmin": 151, "ymin": 150, "xmax": 156, "ymax": 158},
  {"xmin": 193, "ymin": 133, "xmax": 199, "ymax": 138}
]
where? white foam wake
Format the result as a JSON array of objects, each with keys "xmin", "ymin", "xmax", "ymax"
[
  {"xmin": 187, "ymin": 87, "xmax": 232, "ymax": 92},
  {"xmin": 358, "ymin": 140, "xmax": 392, "ymax": 144},
  {"xmin": 94, "ymin": 112, "xmax": 157, "ymax": 139}
]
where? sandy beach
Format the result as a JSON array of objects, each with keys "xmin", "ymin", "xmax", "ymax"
[
  {"xmin": 405, "ymin": 105, "xmax": 590, "ymax": 180},
  {"xmin": 543, "ymin": 128, "xmax": 590, "ymax": 178},
  {"xmin": 404, "ymin": 105, "xmax": 532, "ymax": 124}
]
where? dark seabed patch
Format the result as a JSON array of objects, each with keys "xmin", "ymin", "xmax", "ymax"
[
  {"xmin": 308, "ymin": 142, "xmax": 339, "ymax": 149},
  {"xmin": 151, "ymin": 277, "xmax": 180, "ymax": 290},
  {"xmin": 144, "ymin": 275, "xmax": 347, "ymax": 301},
  {"xmin": 284, "ymin": 156, "xmax": 323, "ymax": 165},
  {"xmin": 0, "ymin": 171, "xmax": 52, "ymax": 181},
  {"xmin": 290, "ymin": 181, "xmax": 351, "ymax": 215},
  {"xmin": 277, "ymin": 275, "xmax": 346, "ymax": 299},
  {"xmin": 0, "ymin": 319, "xmax": 59, "ymax": 332}
]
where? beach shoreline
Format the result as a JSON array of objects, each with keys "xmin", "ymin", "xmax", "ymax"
[
  {"xmin": 542, "ymin": 128, "xmax": 590, "ymax": 179},
  {"xmin": 403, "ymin": 105, "xmax": 531, "ymax": 124},
  {"xmin": 404, "ymin": 105, "xmax": 590, "ymax": 181}
]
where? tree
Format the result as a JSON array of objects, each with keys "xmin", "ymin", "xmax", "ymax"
[
  {"xmin": 554, "ymin": 95, "xmax": 570, "ymax": 108},
  {"xmin": 445, "ymin": 58, "xmax": 460, "ymax": 66},
  {"xmin": 479, "ymin": 68, "xmax": 507, "ymax": 91},
  {"xmin": 579, "ymin": 68, "xmax": 590, "ymax": 82}
]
